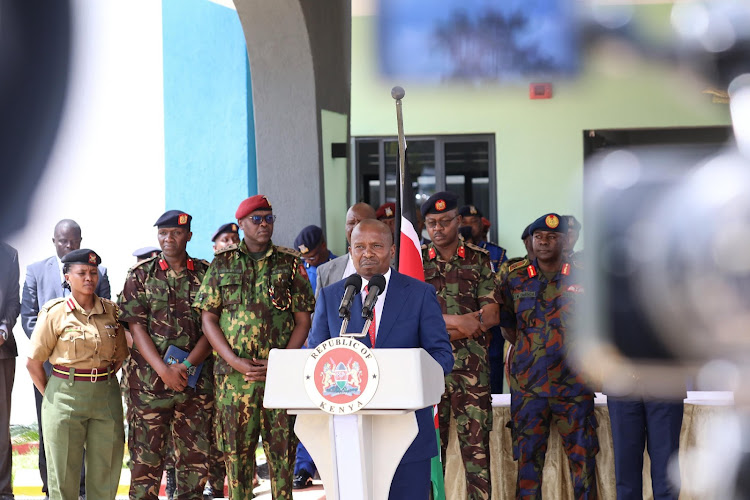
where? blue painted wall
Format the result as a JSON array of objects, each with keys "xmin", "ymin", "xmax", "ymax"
[{"xmin": 162, "ymin": 0, "xmax": 255, "ymax": 260}]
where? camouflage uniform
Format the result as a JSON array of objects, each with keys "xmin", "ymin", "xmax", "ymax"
[
  {"xmin": 500, "ymin": 258, "xmax": 598, "ymax": 500},
  {"xmin": 423, "ymin": 240, "xmax": 499, "ymax": 500},
  {"xmin": 193, "ymin": 240, "xmax": 315, "ymax": 500},
  {"xmin": 118, "ymin": 253, "xmax": 212, "ymax": 500}
]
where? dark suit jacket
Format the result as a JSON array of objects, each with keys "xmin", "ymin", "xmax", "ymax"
[
  {"xmin": 308, "ymin": 269, "xmax": 453, "ymax": 463},
  {"xmin": 21, "ymin": 255, "xmax": 110, "ymax": 338},
  {"xmin": 0, "ymin": 243, "xmax": 20, "ymax": 359}
]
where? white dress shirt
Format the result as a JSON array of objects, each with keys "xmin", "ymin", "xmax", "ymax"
[
  {"xmin": 343, "ymin": 253, "xmax": 357, "ymax": 280},
  {"xmin": 360, "ymin": 268, "xmax": 391, "ymax": 338}
]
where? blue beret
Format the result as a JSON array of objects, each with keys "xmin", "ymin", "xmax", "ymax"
[
  {"xmin": 421, "ymin": 191, "xmax": 459, "ymax": 217},
  {"xmin": 62, "ymin": 248, "xmax": 101, "ymax": 266},
  {"xmin": 521, "ymin": 225, "xmax": 532, "ymax": 240},
  {"xmin": 211, "ymin": 222, "xmax": 239, "ymax": 242},
  {"xmin": 458, "ymin": 205, "xmax": 482, "ymax": 218},
  {"xmin": 154, "ymin": 210, "xmax": 192, "ymax": 229},
  {"xmin": 293, "ymin": 225, "xmax": 324, "ymax": 254},
  {"xmin": 132, "ymin": 246, "xmax": 160, "ymax": 259},
  {"xmin": 529, "ymin": 213, "xmax": 568, "ymax": 235}
]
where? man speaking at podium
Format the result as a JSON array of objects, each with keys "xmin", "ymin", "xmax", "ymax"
[{"xmin": 308, "ymin": 219, "xmax": 454, "ymax": 500}]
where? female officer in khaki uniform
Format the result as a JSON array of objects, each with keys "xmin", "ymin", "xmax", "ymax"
[{"xmin": 27, "ymin": 249, "xmax": 128, "ymax": 500}]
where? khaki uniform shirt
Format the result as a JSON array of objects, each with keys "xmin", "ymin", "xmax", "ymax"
[{"xmin": 29, "ymin": 295, "xmax": 128, "ymax": 369}]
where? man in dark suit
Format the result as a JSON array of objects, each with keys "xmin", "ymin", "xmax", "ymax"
[
  {"xmin": 20, "ymin": 219, "xmax": 110, "ymax": 499},
  {"xmin": 315, "ymin": 202, "xmax": 376, "ymax": 296},
  {"xmin": 0, "ymin": 242, "xmax": 20, "ymax": 500},
  {"xmin": 308, "ymin": 219, "xmax": 453, "ymax": 500}
]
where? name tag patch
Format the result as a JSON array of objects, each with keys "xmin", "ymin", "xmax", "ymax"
[{"xmin": 513, "ymin": 291, "xmax": 537, "ymax": 300}]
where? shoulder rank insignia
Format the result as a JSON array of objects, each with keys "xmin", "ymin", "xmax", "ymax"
[
  {"xmin": 41, "ymin": 297, "xmax": 66, "ymax": 313},
  {"xmin": 465, "ymin": 242, "xmax": 489, "ymax": 255},
  {"xmin": 158, "ymin": 258, "xmax": 169, "ymax": 271},
  {"xmin": 561, "ymin": 263, "xmax": 570, "ymax": 276},
  {"xmin": 215, "ymin": 243, "xmax": 238, "ymax": 255},
  {"xmin": 66, "ymin": 297, "xmax": 77, "ymax": 312},
  {"xmin": 457, "ymin": 245, "xmax": 465, "ymax": 258},
  {"xmin": 527, "ymin": 265, "xmax": 537, "ymax": 278},
  {"xmin": 428, "ymin": 247, "xmax": 436, "ymax": 260},
  {"xmin": 187, "ymin": 258, "xmax": 195, "ymax": 271},
  {"xmin": 508, "ymin": 259, "xmax": 528, "ymax": 273},
  {"xmin": 277, "ymin": 246, "xmax": 303, "ymax": 257}
]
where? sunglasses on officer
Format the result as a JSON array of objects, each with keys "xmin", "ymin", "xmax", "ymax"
[{"xmin": 247, "ymin": 214, "xmax": 276, "ymax": 225}]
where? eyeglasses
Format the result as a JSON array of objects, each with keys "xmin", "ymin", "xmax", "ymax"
[
  {"xmin": 425, "ymin": 216, "xmax": 457, "ymax": 229},
  {"xmin": 248, "ymin": 214, "xmax": 276, "ymax": 225}
]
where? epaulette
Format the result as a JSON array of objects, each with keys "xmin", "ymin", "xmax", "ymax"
[
  {"xmin": 215, "ymin": 244, "xmax": 238, "ymax": 256},
  {"xmin": 195, "ymin": 258, "xmax": 211, "ymax": 268},
  {"xmin": 465, "ymin": 242, "xmax": 490, "ymax": 255},
  {"xmin": 41, "ymin": 297, "xmax": 66, "ymax": 312},
  {"xmin": 277, "ymin": 246, "xmax": 303, "ymax": 258},
  {"xmin": 508, "ymin": 258, "xmax": 529, "ymax": 273},
  {"xmin": 127, "ymin": 254, "xmax": 159, "ymax": 272}
]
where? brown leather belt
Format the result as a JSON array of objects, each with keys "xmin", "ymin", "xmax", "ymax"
[{"xmin": 52, "ymin": 364, "xmax": 115, "ymax": 383}]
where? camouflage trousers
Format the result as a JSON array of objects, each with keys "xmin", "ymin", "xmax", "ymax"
[
  {"xmin": 208, "ymin": 404, "xmax": 227, "ymax": 491},
  {"xmin": 127, "ymin": 388, "xmax": 212, "ymax": 500},
  {"xmin": 510, "ymin": 393, "xmax": 599, "ymax": 500},
  {"xmin": 438, "ymin": 368, "xmax": 492, "ymax": 500},
  {"xmin": 215, "ymin": 372, "xmax": 297, "ymax": 500}
]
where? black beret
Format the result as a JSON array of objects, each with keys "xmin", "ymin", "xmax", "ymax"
[
  {"xmin": 521, "ymin": 224, "xmax": 532, "ymax": 240},
  {"xmin": 458, "ymin": 205, "xmax": 483, "ymax": 218},
  {"xmin": 62, "ymin": 248, "xmax": 101, "ymax": 266},
  {"xmin": 211, "ymin": 222, "xmax": 239, "ymax": 242},
  {"xmin": 131, "ymin": 246, "xmax": 160, "ymax": 259},
  {"xmin": 421, "ymin": 191, "xmax": 459, "ymax": 217},
  {"xmin": 154, "ymin": 210, "xmax": 192, "ymax": 229},
  {"xmin": 529, "ymin": 213, "xmax": 568, "ymax": 235},
  {"xmin": 293, "ymin": 225, "xmax": 324, "ymax": 254},
  {"xmin": 565, "ymin": 215, "xmax": 582, "ymax": 231}
]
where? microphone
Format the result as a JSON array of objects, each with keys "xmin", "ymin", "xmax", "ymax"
[
  {"xmin": 338, "ymin": 274, "xmax": 362, "ymax": 319},
  {"xmin": 362, "ymin": 274, "xmax": 386, "ymax": 320}
]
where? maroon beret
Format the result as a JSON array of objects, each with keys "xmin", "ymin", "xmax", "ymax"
[
  {"xmin": 376, "ymin": 202, "xmax": 396, "ymax": 220},
  {"xmin": 236, "ymin": 195, "xmax": 272, "ymax": 220}
]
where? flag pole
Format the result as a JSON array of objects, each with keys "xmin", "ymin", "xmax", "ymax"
[{"xmin": 392, "ymin": 86, "xmax": 406, "ymax": 270}]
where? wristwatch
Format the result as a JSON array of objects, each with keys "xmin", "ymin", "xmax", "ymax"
[{"xmin": 0, "ymin": 327, "xmax": 8, "ymax": 342}]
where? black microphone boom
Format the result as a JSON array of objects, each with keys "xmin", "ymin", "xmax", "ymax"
[
  {"xmin": 338, "ymin": 274, "xmax": 363, "ymax": 318},
  {"xmin": 362, "ymin": 274, "xmax": 386, "ymax": 320}
]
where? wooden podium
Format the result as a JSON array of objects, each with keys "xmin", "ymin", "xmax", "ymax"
[{"xmin": 264, "ymin": 346, "xmax": 445, "ymax": 500}]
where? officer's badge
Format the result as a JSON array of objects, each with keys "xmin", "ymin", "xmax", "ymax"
[
  {"xmin": 385, "ymin": 207, "xmax": 393, "ymax": 217},
  {"xmin": 457, "ymin": 245, "xmax": 465, "ymax": 258},
  {"xmin": 527, "ymin": 265, "xmax": 537, "ymax": 278},
  {"xmin": 178, "ymin": 214, "xmax": 188, "ymax": 225},
  {"xmin": 187, "ymin": 258, "xmax": 195, "ymax": 271},
  {"xmin": 299, "ymin": 263, "xmax": 308, "ymax": 279},
  {"xmin": 561, "ymin": 263, "xmax": 570, "ymax": 275},
  {"xmin": 428, "ymin": 247, "xmax": 436, "ymax": 260},
  {"xmin": 435, "ymin": 199, "xmax": 446, "ymax": 211},
  {"xmin": 262, "ymin": 195, "xmax": 272, "ymax": 208},
  {"xmin": 88, "ymin": 252, "xmax": 97, "ymax": 264},
  {"xmin": 545, "ymin": 214, "xmax": 559, "ymax": 229},
  {"xmin": 231, "ymin": 224, "xmax": 237, "ymax": 232},
  {"xmin": 298, "ymin": 244, "xmax": 309, "ymax": 254},
  {"xmin": 304, "ymin": 338, "xmax": 379, "ymax": 415},
  {"xmin": 469, "ymin": 205, "xmax": 477, "ymax": 215},
  {"xmin": 158, "ymin": 259, "xmax": 169, "ymax": 271}
]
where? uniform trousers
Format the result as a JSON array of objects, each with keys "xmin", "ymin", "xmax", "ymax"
[
  {"xmin": 438, "ymin": 369, "xmax": 492, "ymax": 500},
  {"xmin": 0, "ymin": 359, "xmax": 14, "ymax": 498},
  {"xmin": 42, "ymin": 373, "xmax": 124, "ymax": 500},
  {"xmin": 608, "ymin": 397, "xmax": 683, "ymax": 500},
  {"xmin": 510, "ymin": 393, "xmax": 599, "ymax": 500},
  {"xmin": 127, "ymin": 388, "xmax": 211, "ymax": 500},
  {"xmin": 214, "ymin": 372, "xmax": 296, "ymax": 500}
]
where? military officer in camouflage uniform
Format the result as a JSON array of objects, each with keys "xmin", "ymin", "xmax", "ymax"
[
  {"xmin": 458, "ymin": 205, "xmax": 507, "ymax": 272},
  {"xmin": 497, "ymin": 224, "xmax": 534, "ymax": 285},
  {"xmin": 500, "ymin": 213, "xmax": 598, "ymax": 500},
  {"xmin": 194, "ymin": 195, "xmax": 315, "ymax": 500},
  {"xmin": 421, "ymin": 192, "xmax": 500, "ymax": 500},
  {"xmin": 119, "ymin": 210, "xmax": 213, "ymax": 500}
]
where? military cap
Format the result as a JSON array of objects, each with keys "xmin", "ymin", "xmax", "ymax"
[
  {"xmin": 211, "ymin": 222, "xmax": 239, "ymax": 242},
  {"xmin": 376, "ymin": 202, "xmax": 396, "ymax": 220},
  {"xmin": 62, "ymin": 248, "xmax": 101, "ymax": 266},
  {"xmin": 565, "ymin": 215, "xmax": 582, "ymax": 231},
  {"xmin": 529, "ymin": 213, "xmax": 568, "ymax": 235},
  {"xmin": 421, "ymin": 191, "xmax": 459, "ymax": 217},
  {"xmin": 521, "ymin": 224, "xmax": 532, "ymax": 240},
  {"xmin": 132, "ymin": 246, "xmax": 160, "ymax": 259},
  {"xmin": 293, "ymin": 225, "xmax": 324, "ymax": 254},
  {"xmin": 154, "ymin": 210, "xmax": 192, "ymax": 229},
  {"xmin": 458, "ymin": 205, "xmax": 483, "ymax": 218},
  {"xmin": 236, "ymin": 194, "xmax": 272, "ymax": 220}
]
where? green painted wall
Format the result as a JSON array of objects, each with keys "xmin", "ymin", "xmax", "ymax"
[
  {"xmin": 350, "ymin": 6, "xmax": 731, "ymax": 257},
  {"xmin": 321, "ymin": 109, "xmax": 349, "ymax": 255}
]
